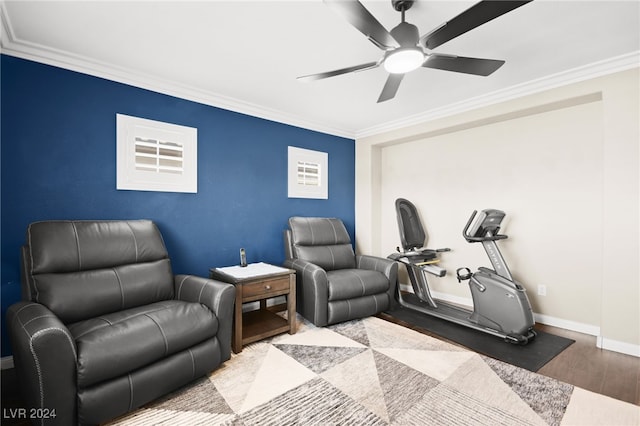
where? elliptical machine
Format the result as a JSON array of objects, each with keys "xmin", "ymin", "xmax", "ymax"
[{"xmin": 388, "ymin": 198, "xmax": 536, "ymax": 344}]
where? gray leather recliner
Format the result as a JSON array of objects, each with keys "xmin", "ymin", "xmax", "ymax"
[
  {"xmin": 7, "ymin": 220, "xmax": 236, "ymax": 425},
  {"xmin": 284, "ymin": 217, "xmax": 397, "ymax": 327}
]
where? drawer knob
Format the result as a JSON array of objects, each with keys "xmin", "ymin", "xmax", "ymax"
[{"xmin": 265, "ymin": 285, "xmax": 271, "ymax": 290}]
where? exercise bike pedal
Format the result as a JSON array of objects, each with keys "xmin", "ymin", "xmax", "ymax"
[{"xmin": 456, "ymin": 267, "xmax": 472, "ymax": 283}]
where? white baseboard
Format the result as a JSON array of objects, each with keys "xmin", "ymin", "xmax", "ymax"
[
  {"xmin": 529, "ymin": 314, "xmax": 640, "ymax": 358},
  {"xmin": 398, "ymin": 283, "xmax": 640, "ymax": 358},
  {"xmin": 597, "ymin": 337, "xmax": 640, "ymax": 358},
  {"xmin": 1, "ymin": 356, "xmax": 14, "ymax": 370},
  {"xmin": 533, "ymin": 313, "xmax": 601, "ymax": 337}
]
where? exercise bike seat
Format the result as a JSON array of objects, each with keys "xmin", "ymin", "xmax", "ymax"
[
  {"xmin": 388, "ymin": 252, "xmax": 446, "ymax": 277},
  {"xmin": 403, "ymin": 247, "xmax": 436, "ymax": 256},
  {"xmin": 394, "ymin": 198, "xmax": 450, "ymax": 277},
  {"xmin": 396, "ymin": 198, "xmax": 427, "ymax": 252}
]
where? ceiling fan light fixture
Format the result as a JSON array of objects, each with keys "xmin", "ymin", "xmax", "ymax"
[{"xmin": 384, "ymin": 48, "xmax": 424, "ymax": 74}]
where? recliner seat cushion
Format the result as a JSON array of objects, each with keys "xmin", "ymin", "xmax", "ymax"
[
  {"xmin": 326, "ymin": 269, "xmax": 390, "ymax": 301},
  {"xmin": 69, "ymin": 300, "xmax": 218, "ymax": 387}
]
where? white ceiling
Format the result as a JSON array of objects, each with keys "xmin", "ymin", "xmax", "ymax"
[{"xmin": 1, "ymin": 1, "xmax": 639, "ymax": 139}]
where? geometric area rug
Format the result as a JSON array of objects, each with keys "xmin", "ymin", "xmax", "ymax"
[{"xmin": 108, "ymin": 315, "xmax": 640, "ymax": 425}]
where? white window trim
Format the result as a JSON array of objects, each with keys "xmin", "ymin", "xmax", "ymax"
[
  {"xmin": 288, "ymin": 146, "xmax": 328, "ymax": 199},
  {"xmin": 117, "ymin": 114, "xmax": 197, "ymax": 193}
]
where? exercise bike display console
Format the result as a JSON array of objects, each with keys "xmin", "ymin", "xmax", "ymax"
[{"xmin": 389, "ymin": 199, "xmax": 536, "ymax": 345}]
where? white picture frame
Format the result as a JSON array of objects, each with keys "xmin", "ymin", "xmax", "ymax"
[
  {"xmin": 288, "ymin": 146, "xmax": 328, "ymax": 199},
  {"xmin": 116, "ymin": 114, "xmax": 197, "ymax": 193}
]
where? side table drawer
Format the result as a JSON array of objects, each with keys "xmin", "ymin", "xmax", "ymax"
[{"xmin": 242, "ymin": 276, "xmax": 290, "ymax": 300}]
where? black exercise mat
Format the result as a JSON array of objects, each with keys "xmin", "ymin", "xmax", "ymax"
[{"xmin": 382, "ymin": 300, "xmax": 574, "ymax": 372}]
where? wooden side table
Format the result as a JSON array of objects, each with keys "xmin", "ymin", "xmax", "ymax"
[{"xmin": 209, "ymin": 262, "xmax": 296, "ymax": 353}]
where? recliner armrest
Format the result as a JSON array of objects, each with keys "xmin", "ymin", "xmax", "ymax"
[
  {"xmin": 284, "ymin": 258, "xmax": 329, "ymax": 326},
  {"xmin": 283, "ymin": 259, "xmax": 328, "ymax": 291},
  {"xmin": 356, "ymin": 255, "xmax": 398, "ymax": 282},
  {"xmin": 174, "ymin": 275, "xmax": 236, "ymax": 361},
  {"xmin": 7, "ymin": 302, "xmax": 78, "ymax": 425},
  {"xmin": 356, "ymin": 255, "xmax": 399, "ymax": 310}
]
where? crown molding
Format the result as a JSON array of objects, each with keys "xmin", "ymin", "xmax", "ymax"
[
  {"xmin": 355, "ymin": 51, "xmax": 640, "ymax": 139},
  {"xmin": 0, "ymin": 46, "xmax": 356, "ymax": 139},
  {"xmin": 0, "ymin": 3, "xmax": 356, "ymax": 139},
  {"xmin": 1, "ymin": 2, "xmax": 637, "ymax": 142}
]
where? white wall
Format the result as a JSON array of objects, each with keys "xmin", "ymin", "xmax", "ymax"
[{"xmin": 356, "ymin": 68, "xmax": 639, "ymax": 355}]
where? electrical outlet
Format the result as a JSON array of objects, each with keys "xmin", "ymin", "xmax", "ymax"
[{"xmin": 537, "ymin": 284, "xmax": 547, "ymax": 296}]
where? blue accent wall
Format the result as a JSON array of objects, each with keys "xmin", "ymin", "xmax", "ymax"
[{"xmin": 0, "ymin": 55, "xmax": 355, "ymax": 357}]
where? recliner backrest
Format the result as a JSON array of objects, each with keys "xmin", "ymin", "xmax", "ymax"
[
  {"xmin": 23, "ymin": 220, "xmax": 174, "ymax": 323},
  {"xmin": 288, "ymin": 217, "xmax": 355, "ymax": 271}
]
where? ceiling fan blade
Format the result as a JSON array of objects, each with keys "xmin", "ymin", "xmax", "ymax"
[
  {"xmin": 377, "ymin": 73, "xmax": 405, "ymax": 103},
  {"xmin": 423, "ymin": 54, "xmax": 505, "ymax": 76},
  {"xmin": 422, "ymin": 1, "xmax": 532, "ymax": 50},
  {"xmin": 297, "ymin": 61, "xmax": 380, "ymax": 82},
  {"xmin": 324, "ymin": 0, "xmax": 399, "ymax": 50}
]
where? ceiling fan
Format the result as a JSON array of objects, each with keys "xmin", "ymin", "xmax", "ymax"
[{"xmin": 298, "ymin": 0, "xmax": 532, "ymax": 103}]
